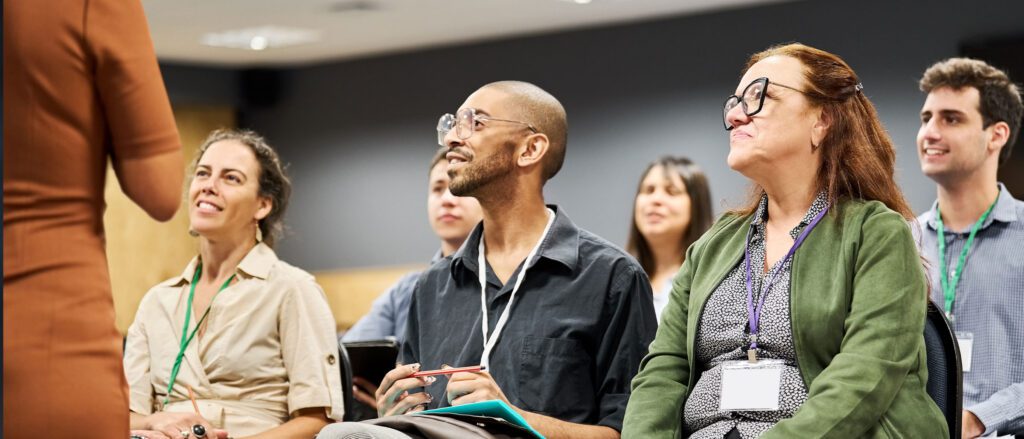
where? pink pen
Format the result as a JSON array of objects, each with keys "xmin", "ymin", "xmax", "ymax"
[{"xmin": 409, "ymin": 365, "xmax": 485, "ymax": 378}]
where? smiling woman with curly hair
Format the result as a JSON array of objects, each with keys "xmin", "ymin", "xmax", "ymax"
[{"xmin": 124, "ymin": 130, "xmax": 345, "ymax": 439}]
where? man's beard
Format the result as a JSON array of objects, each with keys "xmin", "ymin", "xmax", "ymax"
[{"xmin": 449, "ymin": 141, "xmax": 517, "ymax": 197}]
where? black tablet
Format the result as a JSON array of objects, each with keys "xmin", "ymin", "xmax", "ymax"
[{"xmin": 343, "ymin": 339, "xmax": 400, "ymax": 386}]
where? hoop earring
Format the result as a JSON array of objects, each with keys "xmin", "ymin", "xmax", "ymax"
[{"xmin": 255, "ymin": 225, "xmax": 264, "ymax": 243}]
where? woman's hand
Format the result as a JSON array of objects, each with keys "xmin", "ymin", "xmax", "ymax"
[
  {"xmin": 375, "ymin": 363, "xmax": 435, "ymax": 417},
  {"xmin": 139, "ymin": 412, "xmax": 228, "ymax": 438},
  {"xmin": 445, "ymin": 370, "xmax": 511, "ymax": 406}
]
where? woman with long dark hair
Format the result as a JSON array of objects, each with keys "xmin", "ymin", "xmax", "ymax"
[{"xmin": 626, "ymin": 156, "xmax": 713, "ymax": 321}]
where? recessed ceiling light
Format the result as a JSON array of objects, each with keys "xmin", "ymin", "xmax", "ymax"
[
  {"xmin": 201, "ymin": 26, "xmax": 320, "ymax": 51},
  {"xmin": 249, "ymin": 36, "xmax": 269, "ymax": 51}
]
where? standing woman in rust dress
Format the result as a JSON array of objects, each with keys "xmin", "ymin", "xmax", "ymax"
[{"xmin": 3, "ymin": 0, "xmax": 184, "ymax": 437}]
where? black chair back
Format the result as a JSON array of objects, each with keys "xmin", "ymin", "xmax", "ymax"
[
  {"xmin": 337, "ymin": 339, "xmax": 357, "ymax": 422},
  {"xmin": 924, "ymin": 300, "xmax": 962, "ymax": 439}
]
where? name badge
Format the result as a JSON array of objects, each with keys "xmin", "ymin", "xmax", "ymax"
[
  {"xmin": 956, "ymin": 331, "xmax": 973, "ymax": 372},
  {"xmin": 719, "ymin": 359, "xmax": 784, "ymax": 411}
]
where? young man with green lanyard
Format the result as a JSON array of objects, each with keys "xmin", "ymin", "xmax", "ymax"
[{"xmin": 915, "ymin": 57, "xmax": 1024, "ymax": 439}]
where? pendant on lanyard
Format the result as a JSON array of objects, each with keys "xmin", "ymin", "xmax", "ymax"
[
  {"xmin": 936, "ymin": 199, "xmax": 996, "ymax": 322},
  {"xmin": 744, "ymin": 204, "xmax": 829, "ymax": 363},
  {"xmin": 478, "ymin": 209, "xmax": 556, "ymax": 370},
  {"xmin": 165, "ymin": 264, "xmax": 236, "ymax": 404}
]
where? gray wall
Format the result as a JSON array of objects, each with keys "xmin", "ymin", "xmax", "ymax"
[
  {"xmin": 161, "ymin": 64, "xmax": 241, "ymax": 107},
  {"xmin": 227, "ymin": 0, "xmax": 1024, "ymax": 271}
]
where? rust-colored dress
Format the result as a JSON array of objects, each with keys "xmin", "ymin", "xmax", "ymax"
[{"xmin": 3, "ymin": 0, "xmax": 180, "ymax": 436}]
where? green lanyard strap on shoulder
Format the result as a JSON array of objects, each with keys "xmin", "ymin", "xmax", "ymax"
[
  {"xmin": 164, "ymin": 264, "xmax": 236, "ymax": 405},
  {"xmin": 937, "ymin": 198, "xmax": 996, "ymax": 319}
]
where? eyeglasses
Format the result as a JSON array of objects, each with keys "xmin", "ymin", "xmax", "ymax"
[
  {"xmin": 436, "ymin": 108, "xmax": 538, "ymax": 146},
  {"xmin": 722, "ymin": 77, "xmax": 808, "ymax": 130}
]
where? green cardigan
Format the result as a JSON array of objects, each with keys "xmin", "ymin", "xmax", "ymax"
[{"xmin": 622, "ymin": 199, "xmax": 948, "ymax": 438}]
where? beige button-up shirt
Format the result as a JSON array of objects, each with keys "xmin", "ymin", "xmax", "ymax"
[{"xmin": 124, "ymin": 243, "xmax": 344, "ymax": 436}]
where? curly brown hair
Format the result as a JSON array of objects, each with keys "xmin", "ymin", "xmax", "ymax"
[{"xmin": 191, "ymin": 129, "xmax": 292, "ymax": 248}]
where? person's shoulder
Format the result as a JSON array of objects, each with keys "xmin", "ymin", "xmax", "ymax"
[
  {"xmin": 418, "ymin": 253, "xmax": 455, "ymax": 277},
  {"xmin": 831, "ymin": 199, "xmax": 920, "ymax": 246},
  {"xmin": 573, "ymin": 228, "xmax": 644, "ymax": 274},
  {"xmin": 137, "ymin": 274, "xmax": 186, "ymax": 311},
  {"xmin": 577, "ymin": 228, "xmax": 632, "ymax": 260},
  {"xmin": 263, "ymin": 258, "xmax": 331, "ymax": 303},
  {"xmin": 687, "ymin": 211, "xmax": 750, "ymax": 253},
  {"xmin": 1012, "ymin": 193, "xmax": 1024, "ymax": 214},
  {"xmin": 267, "ymin": 258, "xmax": 318, "ymax": 285},
  {"xmin": 707, "ymin": 211, "xmax": 748, "ymax": 234},
  {"xmin": 386, "ymin": 270, "xmax": 427, "ymax": 299},
  {"xmin": 837, "ymin": 199, "xmax": 907, "ymax": 226},
  {"xmin": 153, "ymin": 274, "xmax": 183, "ymax": 289},
  {"xmin": 396, "ymin": 269, "xmax": 426, "ymax": 285},
  {"xmin": 411, "ymin": 255, "xmax": 457, "ymax": 293}
]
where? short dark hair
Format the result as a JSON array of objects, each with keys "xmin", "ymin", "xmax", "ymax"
[
  {"xmin": 920, "ymin": 57, "xmax": 1023, "ymax": 165},
  {"xmin": 482, "ymin": 81, "xmax": 568, "ymax": 182},
  {"xmin": 429, "ymin": 146, "xmax": 448, "ymax": 177},
  {"xmin": 192, "ymin": 129, "xmax": 291, "ymax": 248},
  {"xmin": 625, "ymin": 156, "xmax": 714, "ymax": 277}
]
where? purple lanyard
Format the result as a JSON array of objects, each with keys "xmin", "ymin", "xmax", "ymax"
[{"xmin": 744, "ymin": 204, "xmax": 829, "ymax": 351}]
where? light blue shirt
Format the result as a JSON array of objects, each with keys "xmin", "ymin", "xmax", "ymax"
[
  {"xmin": 341, "ymin": 251, "xmax": 443, "ymax": 345},
  {"xmin": 917, "ymin": 183, "xmax": 1024, "ymax": 436}
]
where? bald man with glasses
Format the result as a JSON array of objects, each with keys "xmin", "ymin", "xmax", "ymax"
[{"xmin": 320, "ymin": 81, "xmax": 657, "ymax": 439}]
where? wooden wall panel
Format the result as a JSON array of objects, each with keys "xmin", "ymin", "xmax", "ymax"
[{"xmin": 314, "ymin": 265, "xmax": 424, "ymax": 332}]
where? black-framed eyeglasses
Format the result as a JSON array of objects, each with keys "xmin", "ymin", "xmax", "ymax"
[
  {"xmin": 722, "ymin": 77, "xmax": 808, "ymax": 130},
  {"xmin": 436, "ymin": 108, "xmax": 538, "ymax": 146}
]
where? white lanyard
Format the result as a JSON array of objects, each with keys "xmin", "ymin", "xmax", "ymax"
[{"xmin": 478, "ymin": 208, "xmax": 556, "ymax": 370}]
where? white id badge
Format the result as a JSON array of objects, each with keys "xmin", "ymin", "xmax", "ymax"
[
  {"xmin": 956, "ymin": 332, "xmax": 973, "ymax": 372},
  {"xmin": 719, "ymin": 359, "xmax": 784, "ymax": 411}
]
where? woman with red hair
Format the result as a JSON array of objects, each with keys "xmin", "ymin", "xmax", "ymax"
[{"xmin": 623, "ymin": 43, "xmax": 947, "ymax": 438}]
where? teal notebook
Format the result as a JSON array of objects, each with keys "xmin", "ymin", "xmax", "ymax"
[{"xmin": 414, "ymin": 399, "xmax": 545, "ymax": 439}]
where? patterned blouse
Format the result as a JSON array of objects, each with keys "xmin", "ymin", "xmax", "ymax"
[{"xmin": 684, "ymin": 193, "xmax": 828, "ymax": 439}]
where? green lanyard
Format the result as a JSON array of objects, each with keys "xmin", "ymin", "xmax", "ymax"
[
  {"xmin": 936, "ymin": 199, "xmax": 996, "ymax": 319},
  {"xmin": 164, "ymin": 264, "xmax": 236, "ymax": 404}
]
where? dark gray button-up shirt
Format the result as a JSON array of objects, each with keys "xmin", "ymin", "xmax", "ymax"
[{"xmin": 401, "ymin": 205, "xmax": 658, "ymax": 432}]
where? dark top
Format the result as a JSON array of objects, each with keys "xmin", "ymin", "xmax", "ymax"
[{"xmin": 401, "ymin": 205, "xmax": 658, "ymax": 432}]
